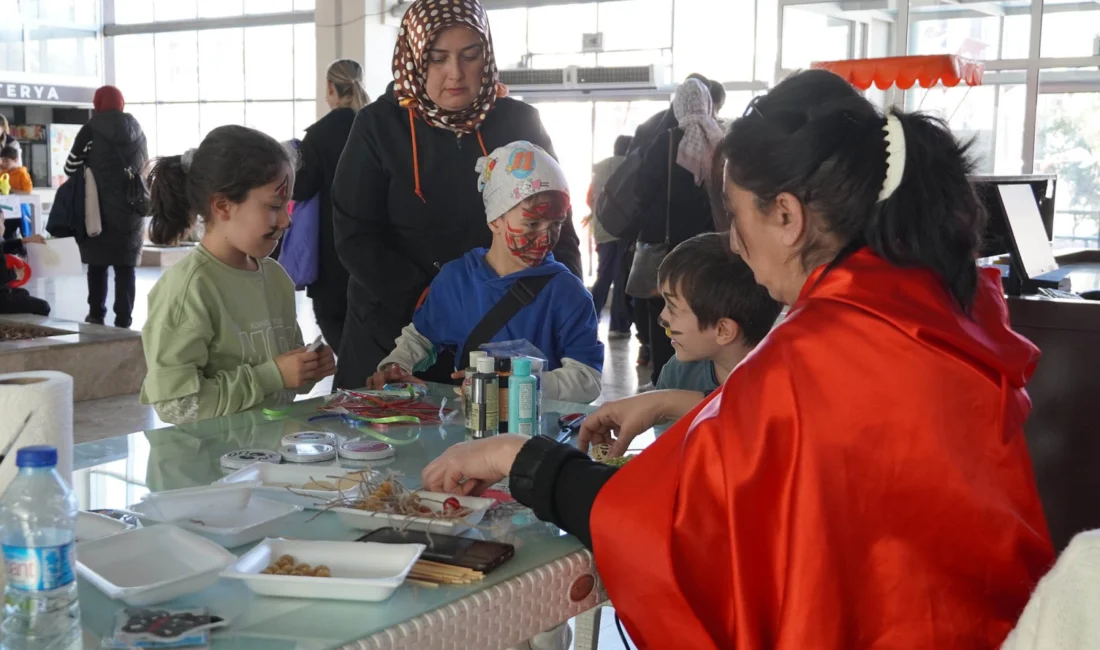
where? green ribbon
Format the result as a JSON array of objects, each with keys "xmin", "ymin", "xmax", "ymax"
[{"xmin": 344, "ymin": 415, "xmax": 422, "ymax": 445}]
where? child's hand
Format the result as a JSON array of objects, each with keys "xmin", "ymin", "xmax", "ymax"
[
  {"xmin": 452, "ymin": 370, "xmax": 468, "ymax": 398},
  {"xmin": 366, "ymin": 363, "xmax": 414, "ymax": 389},
  {"xmin": 275, "ymin": 348, "xmax": 321, "ymax": 389}
]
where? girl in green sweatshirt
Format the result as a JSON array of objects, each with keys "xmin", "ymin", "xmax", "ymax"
[{"xmin": 139, "ymin": 125, "xmax": 336, "ymax": 424}]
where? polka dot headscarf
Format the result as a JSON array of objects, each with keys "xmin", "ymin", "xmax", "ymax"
[{"xmin": 393, "ymin": 0, "xmax": 501, "ymax": 135}]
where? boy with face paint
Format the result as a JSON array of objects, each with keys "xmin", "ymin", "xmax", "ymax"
[{"xmin": 370, "ymin": 142, "xmax": 603, "ymax": 403}]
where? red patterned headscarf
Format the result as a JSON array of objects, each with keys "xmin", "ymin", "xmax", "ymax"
[{"xmin": 392, "ymin": 0, "xmax": 502, "ymax": 134}]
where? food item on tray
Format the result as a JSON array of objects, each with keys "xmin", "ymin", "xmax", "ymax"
[
  {"xmin": 259, "ymin": 555, "xmax": 332, "ymax": 577},
  {"xmin": 318, "ymin": 475, "xmax": 474, "ymax": 521}
]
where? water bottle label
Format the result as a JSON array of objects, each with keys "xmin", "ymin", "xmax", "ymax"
[{"xmin": 2, "ymin": 543, "xmax": 75, "ymax": 591}]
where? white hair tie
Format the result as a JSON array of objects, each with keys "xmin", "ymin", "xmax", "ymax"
[
  {"xmin": 878, "ymin": 114, "xmax": 906, "ymax": 202},
  {"xmin": 180, "ymin": 148, "xmax": 197, "ymax": 172}
]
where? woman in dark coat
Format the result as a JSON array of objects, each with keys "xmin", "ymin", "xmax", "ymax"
[
  {"xmin": 633, "ymin": 78, "xmax": 722, "ymax": 386},
  {"xmin": 331, "ymin": 0, "xmax": 582, "ymax": 390},
  {"xmin": 65, "ymin": 85, "xmax": 148, "ymax": 328},
  {"xmin": 293, "ymin": 59, "xmax": 369, "ymax": 354}
]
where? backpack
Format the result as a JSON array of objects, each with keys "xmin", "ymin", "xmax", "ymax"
[
  {"xmin": 593, "ymin": 146, "xmax": 645, "ymax": 242},
  {"xmin": 278, "ymin": 195, "xmax": 320, "ymax": 289}
]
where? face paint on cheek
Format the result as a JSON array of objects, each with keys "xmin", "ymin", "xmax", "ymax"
[
  {"xmin": 504, "ymin": 224, "xmax": 557, "ymax": 266},
  {"xmin": 275, "ymin": 174, "xmax": 289, "ymax": 200}
]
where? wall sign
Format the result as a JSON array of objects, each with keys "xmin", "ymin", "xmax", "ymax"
[{"xmin": 0, "ymin": 82, "xmax": 95, "ymax": 106}]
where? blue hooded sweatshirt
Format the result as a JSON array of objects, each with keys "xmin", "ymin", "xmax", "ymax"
[{"xmin": 413, "ymin": 249, "xmax": 603, "ymax": 372}]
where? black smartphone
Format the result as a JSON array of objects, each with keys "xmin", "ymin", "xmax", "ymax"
[{"xmin": 357, "ymin": 528, "xmax": 515, "ymax": 573}]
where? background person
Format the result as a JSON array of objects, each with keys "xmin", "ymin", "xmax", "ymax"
[
  {"xmin": 331, "ymin": 0, "xmax": 582, "ymax": 391},
  {"xmin": 586, "ymin": 134, "xmax": 633, "ymax": 339},
  {"xmin": 293, "ymin": 58, "xmax": 369, "ymax": 355},
  {"xmin": 420, "ymin": 69, "xmax": 1053, "ymax": 649},
  {"xmin": 633, "ymin": 78, "xmax": 723, "ymax": 388},
  {"xmin": 0, "ymin": 146, "xmax": 33, "ymax": 193},
  {"xmin": 64, "ymin": 85, "xmax": 148, "ymax": 329}
]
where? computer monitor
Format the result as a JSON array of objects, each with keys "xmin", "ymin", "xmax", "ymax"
[
  {"xmin": 974, "ymin": 174, "xmax": 1057, "ymax": 259},
  {"xmin": 999, "ymin": 183, "xmax": 1059, "ymax": 281}
]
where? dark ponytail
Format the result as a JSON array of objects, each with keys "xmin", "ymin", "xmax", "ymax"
[
  {"xmin": 146, "ymin": 125, "xmax": 296, "ymax": 247},
  {"xmin": 148, "ymin": 155, "xmax": 192, "ymax": 245},
  {"xmin": 720, "ymin": 69, "xmax": 986, "ymax": 311}
]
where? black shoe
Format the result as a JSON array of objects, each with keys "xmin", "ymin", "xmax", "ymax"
[
  {"xmin": 114, "ymin": 320, "xmax": 132, "ymax": 329},
  {"xmin": 637, "ymin": 344, "xmax": 651, "ymax": 366},
  {"xmin": 85, "ymin": 315, "xmax": 105, "ymax": 325}
]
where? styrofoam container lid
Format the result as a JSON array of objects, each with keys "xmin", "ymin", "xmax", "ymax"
[
  {"xmin": 281, "ymin": 431, "xmax": 340, "ymax": 447},
  {"xmin": 279, "ymin": 443, "xmax": 336, "ymax": 463},
  {"xmin": 338, "ymin": 439, "xmax": 395, "ymax": 461},
  {"xmin": 221, "ymin": 449, "xmax": 281, "ymax": 469},
  {"xmin": 77, "ymin": 524, "xmax": 236, "ymax": 606}
]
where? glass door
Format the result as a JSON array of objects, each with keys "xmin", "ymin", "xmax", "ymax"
[{"xmin": 528, "ymin": 99, "xmax": 669, "ymax": 280}]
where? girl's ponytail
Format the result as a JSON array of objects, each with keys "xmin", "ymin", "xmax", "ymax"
[{"xmin": 148, "ymin": 155, "xmax": 193, "ymax": 246}]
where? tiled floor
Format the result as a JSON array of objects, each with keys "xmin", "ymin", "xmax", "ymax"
[{"xmin": 25, "ymin": 267, "xmax": 641, "ymax": 649}]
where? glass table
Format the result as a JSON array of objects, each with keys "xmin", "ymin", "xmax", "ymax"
[{"xmin": 69, "ymin": 386, "xmax": 613, "ymax": 650}]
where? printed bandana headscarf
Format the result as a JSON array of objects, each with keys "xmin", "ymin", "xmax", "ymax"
[
  {"xmin": 672, "ymin": 78, "xmax": 725, "ymax": 186},
  {"xmin": 392, "ymin": 0, "xmax": 501, "ymax": 134}
]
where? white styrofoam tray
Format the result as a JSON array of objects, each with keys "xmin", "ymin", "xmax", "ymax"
[
  {"xmin": 223, "ymin": 538, "xmax": 425, "ymax": 602},
  {"xmin": 217, "ymin": 463, "xmax": 374, "ymax": 509},
  {"xmin": 330, "ymin": 492, "xmax": 494, "ymax": 534},
  {"xmin": 76, "ymin": 511, "xmax": 133, "ymax": 542},
  {"xmin": 77, "ymin": 524, "xmax": 236, "ymax": 606},
  {"xmin": 129, "ymin": 486, "xmax": 301, "ymax": 548}
]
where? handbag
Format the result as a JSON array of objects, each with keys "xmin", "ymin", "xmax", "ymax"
[
  {"xmin": 594, "ymin": 146, "xmax": 645, "ymax": 241},
  {"xmin": 84, "ymin": 167, "xmax": 102, "ymax": 237},
  {"xmin": 625, "ymin": 130, "xmax": 674, "ymax": 299},
  {"xmin": 278, "ymin": 194, "xmax": 320, "ymax": 289}
]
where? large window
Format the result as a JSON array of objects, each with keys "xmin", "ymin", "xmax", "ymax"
[
  {"xmin": 0, "ymin": 0, "xmax": 100, "ymax": 79},
  {"xmin": 108, "ymin": 19, "xmax": 316, "ymax": 158}
]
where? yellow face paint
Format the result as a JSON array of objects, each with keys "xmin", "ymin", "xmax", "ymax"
[{"xmin": 664, "ymin": 327, "xmax": 673, "ymax": 339}]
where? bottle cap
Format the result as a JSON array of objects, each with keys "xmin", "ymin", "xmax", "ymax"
[
  {"xmin": 279, "ymin": 443, "xmax": 337, "ymax": 463},
  {"xmin": 468, "ymin": 351, "xmax": 487, "ymax": 369},
  {"xmin": 16, "ymin": 445, "xmax": 57, "ymax": 468},
  {"xmin": 220, "ymin": 449, "xmax": 282, "ymax": 470},
  {"xmin": 338, "ymin": 439, "xmax": 396, "ymax": 461},
  {"xmin": 496, "ymin": 357, "xmax": 512, "ymax": 372},
  {"xmin": 512, "ymin": 357, "xmax": 532, "ymax": 376},
  {"xmin": 280, "ymin": 431, "xmax": 340, "ymax": 447},
  {"xmin": 476, "ymin": 357, "xmax": 496, "ymax": 374}
]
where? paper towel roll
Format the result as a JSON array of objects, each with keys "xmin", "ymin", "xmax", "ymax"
[{"xmin": 0, "ymin": 372, "xmax": 74, "ymax": 494}]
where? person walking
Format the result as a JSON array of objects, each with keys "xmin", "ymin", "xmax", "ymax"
[
  {"xmin": 331, "ymin": 0, "xmax": 582, "ymax": 390},
  {"xmin": 587, "ymin": 135, "xmax": 632, "ymax": 339},
  {"xmin": 64, "ymin": 85, "xmax": 148, "ymax": 328},
  {"xmin": 293, "ymin": 59, "xmax": 369, "ymax": 354}
]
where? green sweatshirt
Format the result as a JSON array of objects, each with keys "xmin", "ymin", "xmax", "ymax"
[{"xmin": 140, "ymin": 244, "xmax": 304, "ymax": 424}]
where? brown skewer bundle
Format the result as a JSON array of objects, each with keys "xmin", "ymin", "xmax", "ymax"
[{"xmin": 407, "ymin": 559, "xmax": 484, "ymax": 586}]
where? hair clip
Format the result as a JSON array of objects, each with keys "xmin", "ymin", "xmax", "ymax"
[
  {"xmin": 180, "ymin": 148, "xmax": 197, "ymax": 172},
  {"xmin": 742, "ymin": 96, "xmax": 766, "ymax": 120},
  {"xmin": 878, "ymin": 114, "xmax": 906, "ymax": 202}
]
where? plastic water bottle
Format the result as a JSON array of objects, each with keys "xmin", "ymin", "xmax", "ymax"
[{"xmin": 0, "ymin": 446, "xmax": 81, "ymax": 650}]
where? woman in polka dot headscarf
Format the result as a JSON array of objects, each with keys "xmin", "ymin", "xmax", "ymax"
[
  {"xmin": 392, "ymin": 0, "xmax": 503, "ymax": 134},
  {"xmin": 330, "ymin": 0, "xmax": 582, "ymax": 395}
]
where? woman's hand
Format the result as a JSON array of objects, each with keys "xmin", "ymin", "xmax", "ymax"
[
  {"xmin": 579, "ymin": 390, "xmax": 703, "ymax": 457},
  {"xmin": 421, "ymin": 434, "xmax": 528, "ymax": 496},
  {"xmin": 365, "ymin": 363, "xmax": 419, "ymax": 389}
]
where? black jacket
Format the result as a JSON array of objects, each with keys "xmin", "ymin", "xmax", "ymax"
[
  {"xmin": 293, "ymin": 107, "xmax": 355, "ymax": 316},
  {"xmin": 67, "ymin": 111, "xmax": 148, "ymax": 267},
  {"xmin": 330, "ymin": 83, "xmax": 582, "ymax": 388},
  {"xmin": 635, "ymin": 127, "xmax": 714, "ymax": 247}
]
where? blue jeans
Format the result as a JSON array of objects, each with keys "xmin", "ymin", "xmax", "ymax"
[{"xmin": 591, "ymin": 241, "xmax": 632, "ymax": 333}]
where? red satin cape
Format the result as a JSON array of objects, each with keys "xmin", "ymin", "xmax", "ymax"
[{"xmin": 590, "ymin": 250, "xmax": 1053, "ymax": 649}]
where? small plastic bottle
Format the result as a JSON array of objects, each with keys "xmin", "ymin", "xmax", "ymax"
[
  {"xmin": 496, "ymin": 357, "xmax": 512, "ymax": 434},
  {"xmin": 508, "ymin": 357, "xmax": 539, "ymax": 435},
  {"xmin": 468, "ymin": 356, "xmax": 499, "ymax": 438},
  {"xmin": 0, "ymin": 446, "xmax": 81, "ymax": 650},
  {"xmin": 463, "ymin": 350, "xmax": 488, "ymax": 431}
]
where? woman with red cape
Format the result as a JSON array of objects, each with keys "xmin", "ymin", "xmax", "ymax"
[{"xmin": 423, "ymin": 69, "xmax": 1053, "ymax": 649}]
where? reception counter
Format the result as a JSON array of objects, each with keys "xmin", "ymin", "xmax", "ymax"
[{"xmin": 1010, "ymin": 252, "xmax": 1100, "ymax": 551}]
